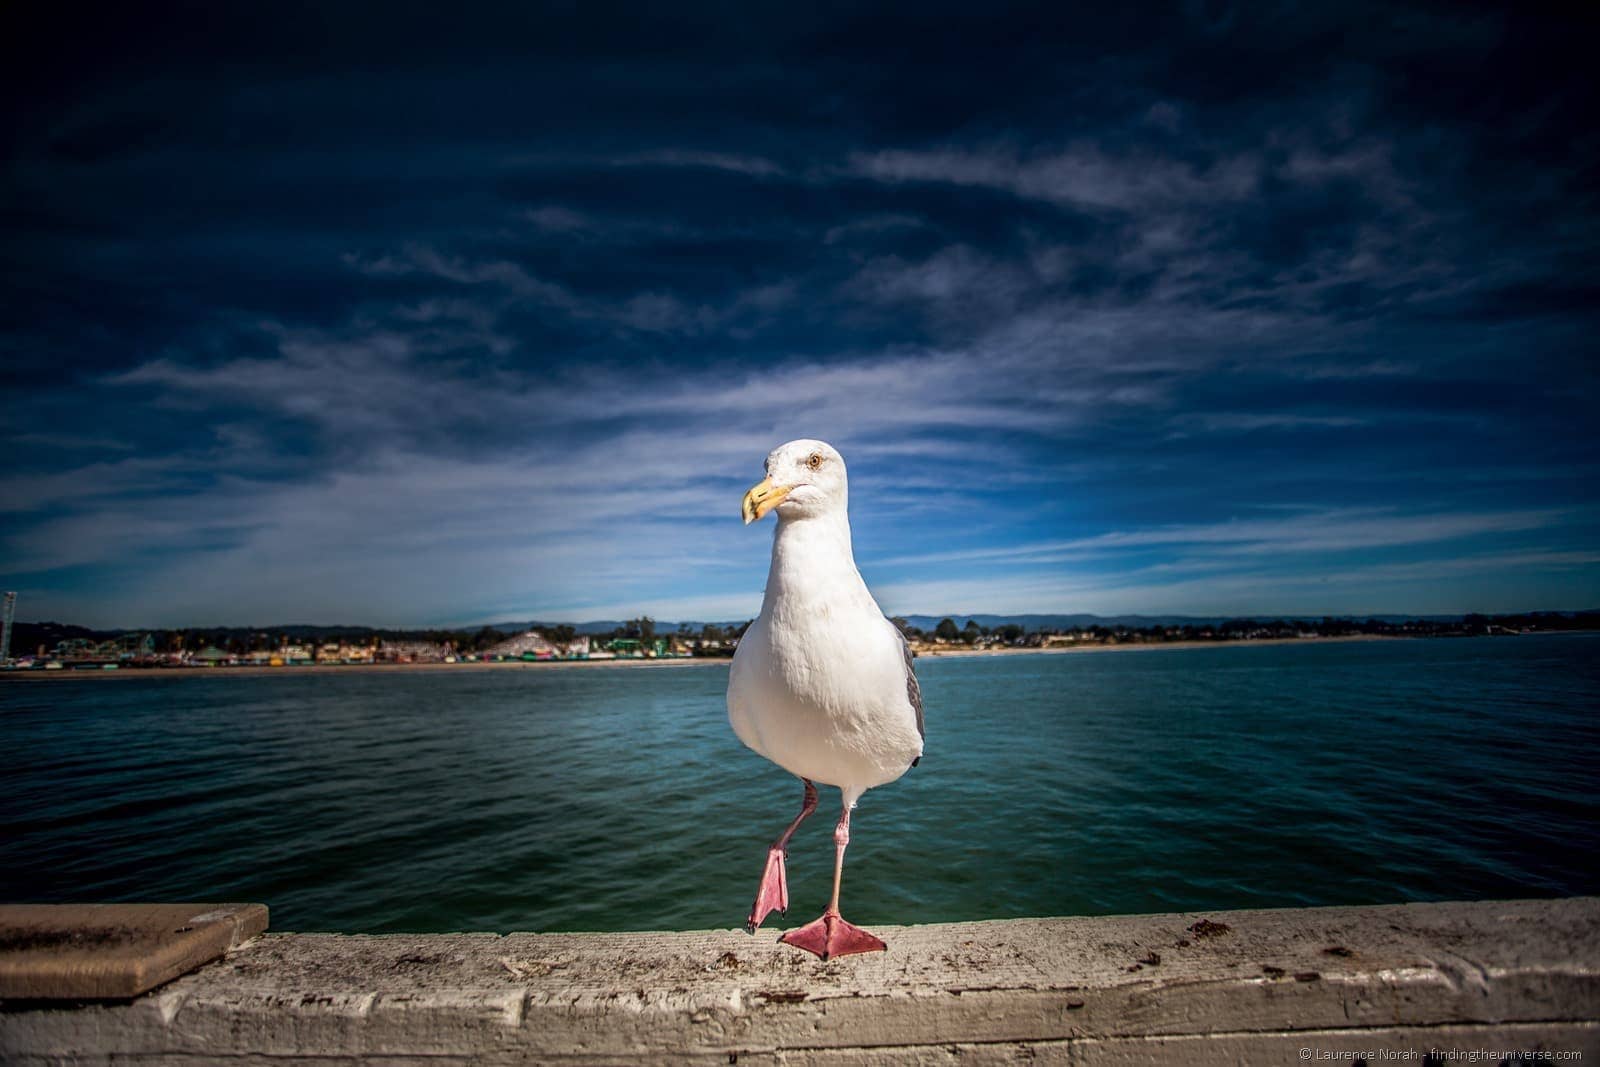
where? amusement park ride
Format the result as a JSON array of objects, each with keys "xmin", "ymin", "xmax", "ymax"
[
  {"xmin": 45, "ymin": 632, "xmax": 158, "ymax": 664},
  {"xmin": 0, "ymin": 592, "xmax": 157, "ymax": 668}
]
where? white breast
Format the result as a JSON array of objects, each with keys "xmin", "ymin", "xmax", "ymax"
[{"xmin": 729, "ymin": 609, "xmax": 922, "ymax": 796}]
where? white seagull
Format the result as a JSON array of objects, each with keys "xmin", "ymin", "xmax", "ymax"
[{"xmin": 728, "ymin": 439, "xmax": 924, "ymax": 960}]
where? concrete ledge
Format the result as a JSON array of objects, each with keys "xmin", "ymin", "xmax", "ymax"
[
  {"xmin": 0, "ymin": 903, "xmax": 269, "ymax": 999},
  {"xmin": 2, "ymin": 898, "xmax": 1596, "ymax": 1064}
]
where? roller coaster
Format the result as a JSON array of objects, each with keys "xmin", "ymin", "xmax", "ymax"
[{"xmin": 47, "ymin": 632, "xmax": 158, "ymax": 665}]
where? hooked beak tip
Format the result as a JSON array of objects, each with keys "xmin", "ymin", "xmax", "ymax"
[{"xmin": 741, "ymin": 478, "xmax": 792, "ymax": 524}]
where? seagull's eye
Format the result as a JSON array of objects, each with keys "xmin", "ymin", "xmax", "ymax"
[{"xmin": 807, "ymin": 453, "xmax": 823, "ymax": 471}]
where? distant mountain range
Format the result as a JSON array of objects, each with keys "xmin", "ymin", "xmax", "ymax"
[
  {"xmin": 476, "ymin": 611, "xmax": 1592, "ymax": 635},
  {"xmin": 894, "ymin": 612, "xmax": 1483, "ymax": 631}
]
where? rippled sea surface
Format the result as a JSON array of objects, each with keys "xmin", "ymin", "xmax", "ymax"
[{"xmin": 3, "ymin": 634, "xmax": 1596, "ymax": 933}]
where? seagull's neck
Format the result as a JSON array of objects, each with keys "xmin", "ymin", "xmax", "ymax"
[{"xmin": 763, "ymin": 510, "xmax": 873, "ymax": 622}]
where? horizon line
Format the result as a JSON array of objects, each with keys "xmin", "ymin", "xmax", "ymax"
[{"xmin": 12, "ymin": 605, "xmax": 1599, "ymax": 633}]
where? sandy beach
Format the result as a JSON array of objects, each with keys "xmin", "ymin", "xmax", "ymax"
[{"xmin": 0, "ymin": 633, "xmax": 1411, "ymax": 681}]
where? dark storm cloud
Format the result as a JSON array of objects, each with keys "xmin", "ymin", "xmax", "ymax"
[{"xmin": 1, "ymin": 1, "xmax": 1596, "ymax": 624}]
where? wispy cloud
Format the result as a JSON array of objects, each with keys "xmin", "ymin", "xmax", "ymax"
[
  {"xmin": 868, "ymin": 546, "xmax": 1600, "ymax": 620},
  {"xmin": 870, "ymin": 508, "xmax": 1574, "ymax": 568},
  {"xmin": 611, "ymin": 149, "xmax": 785, "ymax": 177},
  {"xmin": 848, "ymin": 143, "xmax": 1261, "ymax": 212}
]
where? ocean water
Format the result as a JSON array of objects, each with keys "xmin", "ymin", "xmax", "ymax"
[{"xmin": 2, "ymin": 634, "xmax": 1596, "ymax": 933}]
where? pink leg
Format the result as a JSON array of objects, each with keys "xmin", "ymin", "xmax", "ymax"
[
  {"xmin": 779, "ymin": 803, "xmax": 887, "ymax": 960},
  {"xmin": 747, "ymin": 778, "xmax": 818, "ymax": 933}
]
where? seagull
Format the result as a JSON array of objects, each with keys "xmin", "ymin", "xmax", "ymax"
[{"xmin": 728, "ymin": 439, "xmax": 924, "ymax": 960}]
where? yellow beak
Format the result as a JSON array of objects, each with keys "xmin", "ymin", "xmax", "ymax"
[{"xmin": 741, "ymin": 478, "xmax": 794, "ymax": 524}]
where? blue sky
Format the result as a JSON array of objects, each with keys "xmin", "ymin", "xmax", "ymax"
[{"xmin": 2, "ymin": 3, "xmax": 1596, "ymax": 628}]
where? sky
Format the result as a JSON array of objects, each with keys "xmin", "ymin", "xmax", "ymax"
[{"xmin": 1, "ymin": 2, "xmax": 1597, "ymax": 628}]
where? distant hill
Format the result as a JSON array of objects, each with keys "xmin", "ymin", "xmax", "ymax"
[
  {"xmin": 4, "ymin": 620, "xmax": 101, "ymax": 657},
  {"xmin": 474, "ymin": 620, "xmax": 635, "ymax": 635},
  {"xmin": 895, "ymin": 612, "xmax": 1478, "ymax": 631}
]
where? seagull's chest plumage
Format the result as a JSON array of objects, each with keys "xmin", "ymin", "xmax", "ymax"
[{"xmin": 728, "ymin": 513, "xmax": 923, "ymax": 798}]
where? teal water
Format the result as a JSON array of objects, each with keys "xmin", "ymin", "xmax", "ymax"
[{"xmin": 2, "ymin": 634, "xmax": 1596, "ymax": 933}]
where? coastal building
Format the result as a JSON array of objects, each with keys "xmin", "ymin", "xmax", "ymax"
[
  {"xmin": 314, "ymin": 643, "xmax": 375, "ymax": 664},
  {"xmin": 597, "ymin": 637, "xmax": 688, "ymax": 658},
  {"xmin": 377, "ymin": 640, "xmax": 451, "ymax": 663}
]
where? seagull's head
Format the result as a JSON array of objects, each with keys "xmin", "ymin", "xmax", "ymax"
[{"xmin": 741, "ymin": 439, "xmax": 848, "ymax": 524}]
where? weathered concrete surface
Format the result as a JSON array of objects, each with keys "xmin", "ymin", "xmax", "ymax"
[
  {"xmin": 0, "ymin": 903, "xmax": 268, "ymax": 999},
  {"xmin": 2, "ymin": 898, "xmax": 1596, "ymax": 1064}
]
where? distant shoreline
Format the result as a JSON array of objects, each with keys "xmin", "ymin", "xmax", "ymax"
[
  {"xmin": 915, "ymin": 633, "xmax": 1401, "ymax": 658},
  {"xmin": 0, "ymin": 656, "xmax": 721, "ymax": 681},
  {"xmin": 0, "ymin": 632, "xmax": 1431, "ymax": 681},
  {"xmin": 10, "ymin": 631, "xmax": 1592, "ymax": 682}
]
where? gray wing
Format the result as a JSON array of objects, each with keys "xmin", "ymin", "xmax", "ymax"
[{"xmin": 892, "ymin": 624, "xmax": 924, "ymax": 763}]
